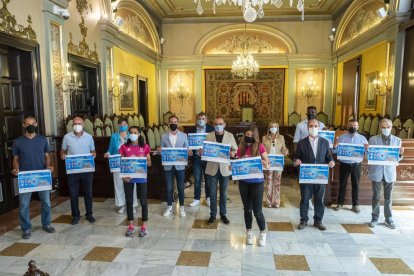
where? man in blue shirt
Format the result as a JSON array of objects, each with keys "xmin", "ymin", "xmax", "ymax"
[
  {"xmin": 333, "ymin": 119, "xmax": 368, "ymax": 213},
  {"xmin": 61, "ymin": 117, "xmax": 96, "ymax": 225},
  {"xmin": 12, "ymin": 116, "xmax": 55, "ymax": 239}
]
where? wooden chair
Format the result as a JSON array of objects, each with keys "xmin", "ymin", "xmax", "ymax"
[
  {"xmin": 159, "ymin": 125, "xmax": 165, "ymax": 138},
  {"xmin": 112, "ymin": 116, "xmax": 119, "ymax": 133},
  {"xmin": 392, "ymin": 116, "xmax": 402, "ymax": 128},
  {"xmin": 363, "ymin": 114, "xmax": 372, "ymax": 134},
  {"xmin": 127, "ymin": 115, "xmax": 134, "ymax": 128},
  {"xmin": 104, "ymin": 116, "xmax": 113, "ymax": 133},
  {"xmin": 316, "ymin": 111, "xmax": 328, "ymax": 125},
  {"xmin": 146, "ymin": 127, "xmax": 156, "ymax": 150},
  {"xmin": 94, "ymin": 117, "xmax": 103, "ymax": 129},
  {"xmin": 399, "ymin": 128, "xmax": 408, "ymax": 139},
  {"xmin": 83, "ymin": 118, "xmax": 94, "ymax": 135},
  {"xmin": 358, "ymin": 114, "xmax": 366, "ymax": 130},
  {"xmin": 104, "ymin": 125, "xmax": 112, "ymax": 137},
  {"xmin": 94, "ymin": 126, "xmax": 104, "ymax": 137},
  {"xmin": 153, "ymin": 126, "xmax": 161, "ymax": 147},
  {"xmin": 163, "ymin": 125, "xmax": 169, "ymax": 133},
  {"xmin": 162, "ymin": 111, "xmax": 173, "ymax": 124},
  {"xmin": 66, "ymin": 119, "xmax": 73, "ymax": 133},
  {"xmin": 139, "ymin": 114, "xmax": 145, "ymax": 127},
  {"xmin": 288, "ymin": 111, "xmax": 301, "ymax": 126},
  {"xmin": 403, "ymin": 118, "xmax": 414, "ymax": 131},
  {"xmin": 133, "ymin": 115, "xmax": 140, "ymax": 127},
  {"xmin": 369, "ymin": 115, "xmax": 379, "ymax": 137}
]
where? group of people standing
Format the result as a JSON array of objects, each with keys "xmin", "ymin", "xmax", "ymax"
[{"xmin": 12, "ymin": 107, "xmax": 404, "ymax": 245}]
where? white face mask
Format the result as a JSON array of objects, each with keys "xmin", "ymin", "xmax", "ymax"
[
  {"xmin": 270, "ymin": 127, "xmax": 278, "ymax": 134},
  {"xmin": 381, "ymin": 128, "xmax": 391, "ymax": 137},
  {"xmin": 130, "ymin": 134, "xmax": 139, "ymax": 142},
  {"xmin": 73, "ymin": 125, "xmax": 83, "ymax": 133},
  {"xmin": 197, "ymin": 119, "xmax": 206, "ymax": 127},
  {"xmin": 309, "ymin": 127, "xmax": 319, "ymax": 136}
]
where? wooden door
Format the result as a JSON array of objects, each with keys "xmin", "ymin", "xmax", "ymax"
[{"xmin": 341, "ymin": 56, "xmax": 361, "ymax": 125}]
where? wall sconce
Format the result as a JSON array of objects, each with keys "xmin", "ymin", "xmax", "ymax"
[
  {"xmin": 55, "ymin": 62, "xmax": 80, "ymax": 96},
  {"xmin": 170, "ymin": 76, "xmax": 191, "ymax": 121},
  {"xmin": 301, "ymin": 73, "xmax": 320, "ymax": 99},
  {"xmin": 408, "ymin": 71, "xmax": 414, "ymax": 87},
  {"xmin": 108, "ymin": 74, "xmax": 124, "ymax": 98},
  {"xmin": 373, "ymin": 72, "xmax": 392, "ymax": 97}
]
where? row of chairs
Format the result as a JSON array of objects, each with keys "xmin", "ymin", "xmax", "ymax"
[
  {"xmin": 288, "ymin": 111, "xmax": 329, "ymax": 126},
  {"xmin": 357, "ymin": 114, "xmax": 414, "ymax": 139}
]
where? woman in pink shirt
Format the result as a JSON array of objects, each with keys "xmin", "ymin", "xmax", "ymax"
[
  {"xmin": 119, "ymin": 126, "xmax": 151, "ymax": 237},
  {"xmin": 236, "ymin": 127, "xmax": 270, "ymax": 247}
]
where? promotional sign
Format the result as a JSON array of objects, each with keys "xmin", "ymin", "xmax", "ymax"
[
  {"xmin": 230, "ymin": 157, "xmax": 264, "ymax": 181},
  {"xmin": 266, "ymin": 154, "xmax": 285, "ymax": 171},
  {"xmin": 299, "ymin": 164, "xmax": 329, "ymax": 185},
  {"xmin": 188, "ymin": 133, "xmax": 208, "ymax": 150},
  {"xmin": 368, "ymin": 145, "xmax": 400, "ymax": 166},
  {"xmin": 18, "ymin": 170, "xmax": 52, "ymax": 194},
  {"xmin": 336, "ymin": 143, "xmax": 365, "ymax": 163},
  {"xmin": 201, "ymin": 141, "xmax": 231, "ymax": 164},
  {"xmin": 161, "ymin": 148, "xmax": 188, "ymax": 166},
  {"xmin": 319, "ymin": 131, "xmax": 335, "ymax": 148},
  {"xmin": 65, "ymin": 154, "xmax": 95, "ymax": 174},
  {"xmin": 120, "ymin": 157, "xmax": 147, "ymax": 178},
  {"xmin": 108, "ymin": 154, "xmax": 121, "ymax": 173}
]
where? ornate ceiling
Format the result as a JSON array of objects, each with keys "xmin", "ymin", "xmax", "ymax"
[{"xmin": 139, "ymin": 0, "xmax": 351, "ymax": 20}]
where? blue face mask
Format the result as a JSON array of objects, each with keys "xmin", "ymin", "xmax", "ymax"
[
  {"xmin": 197, "ymin": 119, "xmax": 206, "ymax": 127},
  {"xmin": 215, "ymin": 125, "xmax": 224, "ymax": 132},
  {"xmin": 119, "ymin": 125, "xmax": 128, "ymax": 132}
]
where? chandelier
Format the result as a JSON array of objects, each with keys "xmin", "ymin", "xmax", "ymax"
[
  {"xmin": 301, "ymin": 74, "xmax": 320, "ymax": 99},
  {"xmin": 231, "ymin": 46, "xmax": 259, "ymax": 79},
  {"xmin": 194, "ymin": 0, "xmax": 305, "ymax": 22}
]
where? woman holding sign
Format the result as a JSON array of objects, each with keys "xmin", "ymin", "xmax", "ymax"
[
  {"xmin": 119, "ymin": 126, "xmax": 151, "ymax": 237},
  {"xmin": 262, "ymin": 122, "xmax": 288, "ymax": 208},
  {"xmin": 236, "ymin": 127, "xmax": 270, "ymax": 246}
]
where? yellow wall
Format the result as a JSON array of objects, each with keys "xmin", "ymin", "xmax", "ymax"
[
  {"xmin": 113, "ymin": 47, "xmax": 157, "ymax": 124},
  {"xmin": 335, "ymin": 63, "xmax": 343, "ymax": 126}
]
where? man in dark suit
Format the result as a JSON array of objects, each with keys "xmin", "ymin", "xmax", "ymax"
[
  {"xmin": 294, "ymin": 118, "xmax": 335, "ymax": 231},
  {"xmin": 188, "ymin": 112, "xmax": 215, "ymax": 207}
]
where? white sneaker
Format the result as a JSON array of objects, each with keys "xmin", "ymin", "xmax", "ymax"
[
  {"xmin": 206, "ymin": 197, "xmax": 211, "ymax": 207},
  {"xmin": 118, "ymin": 206, "xmax": 125, "ymax": 214},
  {"xmin": 258, "ymin": 232, "xmax": 267, "ymax": 247},
  {"xmin": 163, "ymin": 206, "xmax": 173, "ymax": 217},
  {"xmin": 180, "ymin": 206, "xmax": 186, "ymax": 217},
  {"xmin": 189, "ymin": 199, "xmax": 200, "ymax": 207},
  {"xmin": 246, "ymin": 230, "xmax": 253, "ymax": 245},
  {"xmin": 309, "ymin": 200, "xmax": 314, "ymax": 210},
  {"xmin": 133, "ymin": 208, "xmax": 136, "ymax": 214}
]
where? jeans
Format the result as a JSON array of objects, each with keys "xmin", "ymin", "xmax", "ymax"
[
  {"xmin": 114, "ymin": 172, "xmax": 137, "ymax": 207},
  {"xmin": 165, "ymin": 167, "xmax": 185, "ymax": 206},
  {"xmin": 124, "ymin": 182, "xmax": 148, "ymax": 222},
  {"xmin": 192, "ymin": 154, "xmax": 210, "ymax": 200},
  {"xmin": 19, "ymin": 190, "xmax": 51, "ymax": 231},
  {"xmin": 67, "ymin": 172, "xmax": 94, "ymax": 219},
  {"xmin": 372, "ymin": 179, "xmax": 394, "ymax": 221},
  {"xmin": 338, "ymin": 162, "xmax": 361, "ymax": 206},
  {"xmin": 208, "ymin": 171, "xmax": 229, "ymax": 217},
  {"xmin": 239, "ymin": 180, "xmax": 266, "ymax": 231},
  {"xmin": 300, "ymin": 184, "xmax": 325, "ymax": 223}
]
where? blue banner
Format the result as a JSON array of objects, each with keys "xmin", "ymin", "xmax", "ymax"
[
  {"xmin": 161, "ymin": 148, "xmax": 188, "ymax": 166},
  {"xmin": 266, "ymin": 154, "xmax": 285, "ymax": 171},
  {"xmin": 188, "ymin": 133, "xmax": 208, "ymax": 150},
  {"xmin": 299, "ymin": 164, "xmax": 329, "ymax": 184},
  {"xmin": 337, "ymin": 143, "xmax": 365, "ymax": 163},
  {"xmin": 120, "ymin": 157, "xmax": 147, "ymax": 178},
  {"xmin": 65, "ymin": 154, "xmax": 95, "ymax": 174},
  {"xmin": 201, "ymin": 141, "xmax": 231, "ymax": 164},
  {"xmin": 18, "ymin": 170, "xmax": 52, "ymax": 194},
  {"xmin": 319, "ymin": 131, "xmax": 335, "ymax": 148},
  {"xmin": 230, "ymin": 157, "xmax": 264, "ymax": 181},
  {"xmin": 368, "ymin": 145, "xmax": 400, "ymax": 165},
  {"xmin": 109, "ymin": 154, "xmax": 121, "ymax": 173}
]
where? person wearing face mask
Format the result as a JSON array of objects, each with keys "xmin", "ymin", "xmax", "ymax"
[
  {"xmin": 188, "ymin": 112, "xmax": 214, "ymax": 208},
  {"xmin": 119, "ymin": 126, "xmax": 151, "ymax": 237},
  {"xmin": 12, "ymin": 116, "xmax": 55, "ymax": 239},
  {"xmin": 159, "ymin": 115, "xmax": 192, "ymax": 217},
  {"xmin": 262, "ymin": 121, "xmax": 289, "ymax": 208},
  {"xmin": 104, "ymin": 118, "xmax": 138, "ymax": 214},
  {"xmin": 294, "ymin": 119, "xmax": 335, "ymax": 231},
  {"xmin": 236, "ymin": 127, "xmax": 270, "ymax": 246},
  {"xmin": 333, "ymin": 119, "xmax": 368, "ymax": 213},
  {"xmin": 203, "ymin": 116, "xmax": 237, "ymax": 225},
  {"xmin": 368, "ymin": 118, "xmax": 404, "ymax": 229},
  {"xmin": 61, "ymin": 117, "xmax": 96, "ymax": 225}
]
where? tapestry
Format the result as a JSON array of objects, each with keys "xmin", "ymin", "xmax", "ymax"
[{"xmin": 205, "ymin": 69, "xmax": 285, "ymax": 126}]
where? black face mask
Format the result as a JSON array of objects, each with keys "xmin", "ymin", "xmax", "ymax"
[
  {"xmin": 25, "ymin": 125, "xmax": 37, "ymax": 134},
  {"xmin": 245, "ymin": 136, "xmax": 255, "ymax": 144},
  {"xmin": 169, "ymin": 124, "xmax": 178, "ymax": 131},
  {"xmin": 307, "ymin": 113, "xmax": 316, "ymax": 121},
  {"xmin": 348, "ymin": 127, "xmax": 357, "ymax": 134}
]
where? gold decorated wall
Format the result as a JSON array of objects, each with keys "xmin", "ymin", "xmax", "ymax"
[{"xmin": 113, "ymin": 47, "xmax": 157, "ymax": 124}]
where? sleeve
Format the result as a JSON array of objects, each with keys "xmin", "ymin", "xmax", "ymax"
[
  {"xmin": 259, "ymin": 144, "xmax": 266, "ymax": 155},
  {"xmin": 61, "ymin": 135, "xmax": 68, "ymax": 151},
  {"xmin": 161, "ymin": 134, "xmax": 166, "ymax": 147},
  {"xmin": 236, "ymin": 147, "xmax": 242, "ymax": 158},
  {"xmin": 89, "ymin": 136, "xmax": 96, "ymax": 151},
  {"xmin": 12, "ymin": 139, "xmax": 19, "ymax": 156},
  {"xmin": 107, "ymin": 134, "xmax": 115, "ymax": 154},
  {"xmin": 183, "ymin": 133, "xmax": 188, "ymax": 148},
  {"xmin": 231, "ymin": 134, "xmax": 238, "ymax": 151},
  {"xmin": 44, "ymin": 137, "xmax": 50, "ymax": 153},
  {"xmin": 293, "ymin": 141, "xmax": 302, "ymax": 162},
  {"xmin": 145, "ymin": 144, "xmax": 151, "ymax": 155},
  {"xmin": 293, "ymin": 124, "xmax": 301, "ymax": 143}
]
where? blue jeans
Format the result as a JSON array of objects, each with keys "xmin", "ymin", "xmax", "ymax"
[
  {"xmin": 192, "ymin": 154, "xmax": 210, "ymax": 200},
  {"xmin": 238, "ymin": 180, "xmax": 266, "ymax": 231},
  {"xmin": 19, "ymin": 190, "xmax": 51, "ymax": 231},
  {"xmin": 165, "ymin": 167, "xmax": 185, "ymax": 206},
  {"xmin": 67, "ymin": 172, "xmax": 94, "ymax": 219},
  {"xmin": 208, "ymin": 171, "xmax": 229, "ymax": 217}
]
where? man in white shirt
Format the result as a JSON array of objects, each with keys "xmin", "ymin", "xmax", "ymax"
[{"xmin": 293, "ymin": 106, "xmax": 326, "ymax": 143}]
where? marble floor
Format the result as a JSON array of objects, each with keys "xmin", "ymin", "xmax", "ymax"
[{"xmin": 1, "ymin": 177, "xmax": 414, "ymax": 276}]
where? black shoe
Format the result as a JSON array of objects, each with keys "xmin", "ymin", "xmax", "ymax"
[
  {"xmin": 207, "ymin": 216, "xmax": 216, "ymax": 225},
  {"xmin": 221, "ymin": 216, "xmax": 230, "ymax": 225},
  {"xmin": 22, "ymin": 229, "xmax": 31, "ymax": 239},
  {"xmin": 71, "ymin": 217, "xmax": 80, "ymax": 225},
  {"xmin": 298, "ymin": 221, "xmax": 307, "ymax": 230},
  {"xmin": 314, "ymin": 222, "xmax": 327, "ymax": 231},
  {"xmin": 42, "ymin": 225, "xmax": 56, "ymax": 233},
  {"xmin": 86, "ymin": 215, "xmax": 96, "ymax": 223}
]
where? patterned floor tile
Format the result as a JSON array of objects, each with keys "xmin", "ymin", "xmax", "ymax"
[
  {"xmin": 193, "ymin": 219, "xmax": 219, "ymax": 230},
  {"xmin": 268, "ymin": 222, "xmax": 294, "ymax": 232},
  {"xmin": 274, "ymin": 254, "xmax": 310, "ymax": 271},
  {"xmin": 370, "ymin": 257, "xmax": 414, "ymax": 274},
  {"xmin": 176, "ymin": 251, "xmax": 212, "ymax": 267},
  {"xmin": 52, "ymin": 215, "xmax": 73, "ymax": 224},
  {"xmin": 0, "ymin": 242, "xmax": 41, "ymax": 257},
  {"xmin": 341, "ymin": 224, "xmax": 373, "ymax": 234},
  {"xmin": 82, "ymin": 246, "xmax": 123, "ymax": 262}
]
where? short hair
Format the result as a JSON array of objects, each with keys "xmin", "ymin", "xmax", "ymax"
[
  {"xmin": 24, "ymin": 115, "xmax": 37, "ymax": 122},
  {"xmin": 197, "ymin": 112, "xmax": 206, "ymax": 118},
  {"xmin": 168, "ymin": 115, "xmax": 179, "ymax": 122},
  {"xmin": 118, "ymin": 117, "xmax": 127, "ymax": 124},
  {"xmin": 348, "ymin": 118, "xmax": 358, "ymax": 123},
  {"xmin": 307, "ymin": 106, "xmax": 317, "ymax": 112},
  {"xmin": 307, "ymin": 118, "xmax": 319, "ymax": 127},
  {"xmin": 215, "ymin": 115, "xmax": 224, "ymax": 120},
  {"xmin": 380, "ymin": 118, "xmax": 392, "ymax": 126}
]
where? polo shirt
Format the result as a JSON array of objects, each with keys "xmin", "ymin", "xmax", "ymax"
[
  {"xmin": 12, "ymin": 134, "xmax": 49, "ymax": 171},
  {"xmin": 61, "ymin": 131, "xmax": 95, "ymax": 155}
]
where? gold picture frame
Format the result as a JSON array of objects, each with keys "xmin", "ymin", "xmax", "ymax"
[
  {"xmin": 119, "ymin": 74, "xmax": 135, "ymax": 111},
  {"xmin": 365, "ymin": 72, "xmax": 378, "ymax": 110}
]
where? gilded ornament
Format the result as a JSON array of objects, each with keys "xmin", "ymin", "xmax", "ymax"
[{"xmin": 0, "ymin": 0, "xmax": 37, "ymax": 41}]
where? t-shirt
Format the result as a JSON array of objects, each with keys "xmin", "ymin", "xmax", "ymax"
[
  {"xmin": 236, "ymin": 143, "xmax": 266, "ymax": 183},
  {"xmin": 215, "ymin": 133, "xmax": 224, "ymax": 143},
  {"xmin": 12, "ymin": 135, "xmax": 49, "ymax": 171},
  {"xmin": 119, "ymin": 143, "xmax": 150, "ymax": 183}
]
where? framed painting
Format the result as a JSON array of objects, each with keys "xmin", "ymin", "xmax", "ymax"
[
  {"xmin": 119, "ymin": 74, "xmax": 135, "ymax": 111},
  {"xmin": 365, "ymin": 72, "xmax": 378, "ymax": 110}
]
